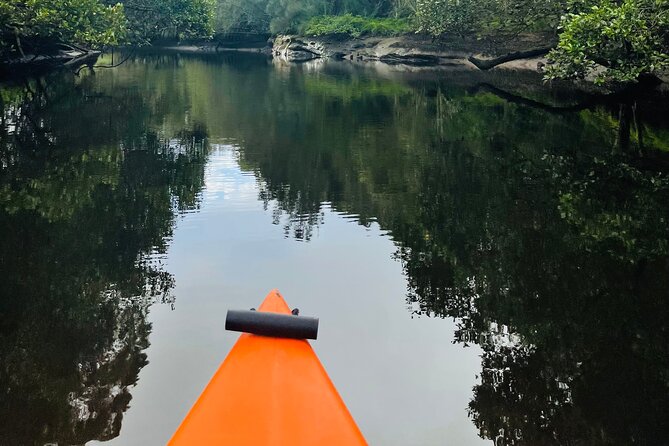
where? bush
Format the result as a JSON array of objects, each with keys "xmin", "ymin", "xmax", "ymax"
[
  {"xmin": 303, "ymin": 14, "xmax": 412, "ymax": 37},
  {"xmin": 545, "ymin": 0, "xmax": 669, "ymax": 84},
  {"xmin": 1, "ymin": 0, "xmax": 126, "ymax": 59}
]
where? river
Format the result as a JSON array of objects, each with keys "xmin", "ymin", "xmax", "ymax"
[{"xmin": 1, "ymin": 51, "xmax": 668, "ymax": 445}]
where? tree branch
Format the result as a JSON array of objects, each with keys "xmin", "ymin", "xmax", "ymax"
[
  {"xmin": 14, "ymin": 27, "xmax": 26, "ymax": 58},
  {"xmin": 468, "ymin": 47, "xmax": 553, "ymax": 70}
]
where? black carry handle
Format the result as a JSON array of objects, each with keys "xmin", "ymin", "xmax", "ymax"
[{"xmin": 225, "ymin": 309, "xmax": 319, "ymax": 340}]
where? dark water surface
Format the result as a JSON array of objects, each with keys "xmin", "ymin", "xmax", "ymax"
[{"xmin": 1, "ymin": 52, "xmax": 668, "ymax": 446}]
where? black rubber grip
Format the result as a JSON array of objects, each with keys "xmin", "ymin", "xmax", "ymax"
[{"xmin": 225, "ymin": 310, "xmax": 319, "ymax": 340}]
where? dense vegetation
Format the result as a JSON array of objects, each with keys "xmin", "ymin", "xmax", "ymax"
[
  {"xmin": 110, "ymin": 0, "xmax": 216, "ymax": 44},
  {"xmin": 303, "ymin": 14, "xmax": 410, "ymax": 37},
  {"xmin": 415, "ymin": 0, "xmax": 565, "ymax": 37},
  {"xmin": 0, "ymin": 0, "xmax": 216, "ymax": 59},
  {"xmin": 2, "ymin": 0, "xmax": 667, "ymax": 84},
  {"xmin": 0, "ymin": 0, "xmax": 126, "ymax": 59},
  {"xmin": 213, "ymin": 0, "xmax": 668, "ymax": 83},
  {"xmin": 215, "ymin": 0, "xmax": 399, "ymax": 34},
  {"xmin": 414, "ymin": 0, "xmax": 669, "ymax": 83},
  {"xmin": 546, "ymin": 0, "xmax": 669, "ymax": 83}
]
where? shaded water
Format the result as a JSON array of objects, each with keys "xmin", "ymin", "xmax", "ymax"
[{"xmin": 1, "ymin": 52, "xmax": 668, "ymax": 445}]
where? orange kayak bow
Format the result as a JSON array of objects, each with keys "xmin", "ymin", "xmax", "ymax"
[{"xmin": 169, "ymin": 289, "xmax": 367, "ymax": 445}]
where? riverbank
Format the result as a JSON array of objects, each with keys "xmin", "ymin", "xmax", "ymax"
[
  {"xmin": 271, "ymin": 33, "xmax": 555, "ymax": 73},
  {"xmin": 3, "ymin": 32, "xmax": 667, "ymax": 89},
  {"xmin": 124, "ymin": 32, "xmax": 557, "ymax": 74},
  {"xmin": 222, "ymin": 32, "xmax": 667, "ymax": 86},
  {"xmin": 0, "ymin": 49, "xmax": 101, "ymax": 78}
]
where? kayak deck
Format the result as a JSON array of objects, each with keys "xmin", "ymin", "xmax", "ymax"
[{"xmin": 169, "ymin": 289, "xmax": 367, "ymax": 445}]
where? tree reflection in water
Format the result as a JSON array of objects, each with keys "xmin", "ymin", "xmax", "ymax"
[
  {"xmin": 1, "ymin": 54, "xmax": 668, "ymax": 445},
  {"xmin": 0, "ymin": 72, "xmax": 207, "ymax": 444},
  {"xmin": 231, "ymin": 68, "xmax": 669, "ymax": 445}
]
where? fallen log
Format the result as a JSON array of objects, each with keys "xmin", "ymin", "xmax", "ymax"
[
  {"xmin": 468, "ymin": 47, "xmax": 553, "ymax": 70},
  {"xmin": 63, "ymin": 50, "xmax": 99, "ymax": 67}
]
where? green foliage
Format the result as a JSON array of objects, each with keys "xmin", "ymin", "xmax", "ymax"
[
  {"xmin": 414, "ymin": 0, "xmax": 668, "ymax": 83},
  {"xmin": 27, "ymin": 0, "xmax": 127, "ymax": 45},
  {"xmin": 545, "ymin": 0, "xmax": 669, "ymax": 84},
  {"xmin": 415, "ymin": 0, "xmax": 483, "ymax": 36},
  {"xmin": 327, "ymin": 0, "xmax": 395, "ymax": 16},
  {"xmin": 265, "ymin": 0, "xmax": 326, "ymax": 33},
  {"xmin": 214, "ymin": 0, "xmax": 403, "ymax": 34},
  {"xmin": 215, "ymin": 0, "xmax": 270, "ymax": 32},
  {"xmin": 0, "ymin": 0, "xmax": 126, "ymax": 57},
  {"xmin": 415, "ymin": 0, "xmax": 565, "ymax": 37},
  {"xmin": 0, "ymin": 0, "xmax": 216, "ymax": 58},
  {"xmin": 303, "ymin": 13, "xmax": 411, "ymax": 37},
  {"xmin": 112, "ymin": 0, "xmax": 215, "ymax": 43}
]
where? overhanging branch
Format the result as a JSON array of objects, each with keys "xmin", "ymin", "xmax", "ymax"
[{"xmin": 468, "ymin": 47, "xmax": 554, "ymax": 70}]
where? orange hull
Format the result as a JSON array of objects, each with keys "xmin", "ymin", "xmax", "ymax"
[{"xmin": 169, "ymin": 289, "xmax": 367, "ymax": 445}]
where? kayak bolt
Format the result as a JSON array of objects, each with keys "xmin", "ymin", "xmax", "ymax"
[{"xmin": 291, "ymin": 308, "xmax": 299, "ymax": 316}]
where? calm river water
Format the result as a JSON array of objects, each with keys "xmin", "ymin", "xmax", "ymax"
[{"xmin": 1, "ymin": 52, "xmax": 668, "ymax": 446}]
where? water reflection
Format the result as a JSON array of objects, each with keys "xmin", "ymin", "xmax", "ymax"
[
  {"xmin": 246, "ymin": 79, "xmax": 669, "ymax": 445},
  {"xmin": 208, "ymin": 56, "xmax": 669, "ymax": 445},
  {"xmin": 1, "ymin": 53, "xmax": 668, "ymax": 445},
  {"xmin": 0, "ymin": 73, "xmax": 207, "ymax": 444}
]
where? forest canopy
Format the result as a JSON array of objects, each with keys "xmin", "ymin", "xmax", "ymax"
[
  {"xmin": 0, "ymin": 0, "xmax": 216, "ymax": 57},
  {"xmin": 0, "ymin": 0, "xmax": 126, "ymax": 58},
  {"xmin": 545, "ymin": 0, "xmax": 669, "ymax": 83},
  {"xmin": 109, "ymin": 0, "xmax": 216, "ymax": 44}
]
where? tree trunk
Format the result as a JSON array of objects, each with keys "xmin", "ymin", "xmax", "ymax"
[
  {"xmin": 615, "ymin": 104, "xmax": 632, "ymax": 153},
  {"xmin": 468, "ymin": 47, "xmax": 553, "ymax": 70},
  {"xmin": 14, "ymin": 27, "xmax": 25, "ymax": 58},
  {"xmin": 632, "ymin": 102, "xmax": 645, "ymax": 155}
]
